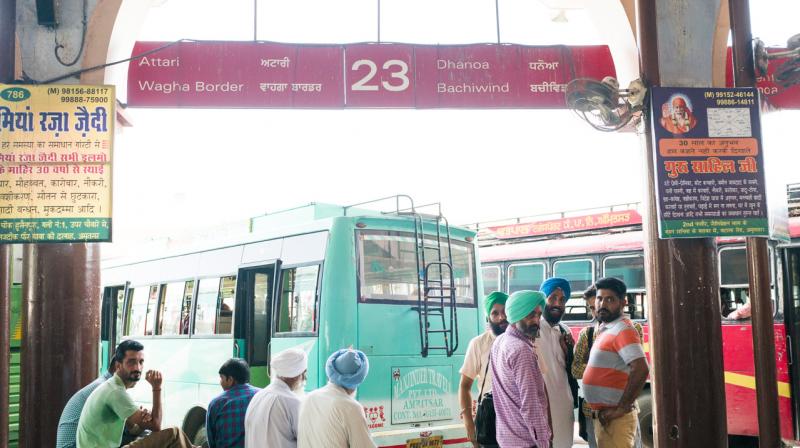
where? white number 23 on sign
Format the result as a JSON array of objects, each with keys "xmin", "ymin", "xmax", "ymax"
[{"xmin": 350, "ymin": 59, "xmax": 410, "ymax": 92}]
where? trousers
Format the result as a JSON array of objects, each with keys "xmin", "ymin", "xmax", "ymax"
[
  {"xmin": 123, "ymin": 427, "xmax": 195, "ymax": 448},
  {"xmin": 593, "ymin": 409, "xmax": 638, "ymax": 448}
]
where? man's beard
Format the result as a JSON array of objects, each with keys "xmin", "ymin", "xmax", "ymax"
[
  {"xmin": 126, "ymin": 371, "xmax": 141, "ymax": 383},
  {"xmin": 519, "ymin": 322, "xmax": 539, "ymax": 339},
  {"xmin": 489, "ymin": 321, "xmax": 508, "ymax": 336},
  {"xmin": 598, "ymin": 308, "xmax": 622, "ymax": 323},
  {"xmin": 544, "ymin": 305, "xmax": 564, "ymax": 325},
  {"xmin": 291, "ymin": 379, "xmax": 306, "ymax": 397}
]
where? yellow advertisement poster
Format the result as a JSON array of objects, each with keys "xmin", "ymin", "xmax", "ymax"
[{"xmin": 0, "ymin": 84, "xmax": 113, "ymax": 243}]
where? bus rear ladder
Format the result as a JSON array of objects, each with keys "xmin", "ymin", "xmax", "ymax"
[{"xmin": 413, "ymin": 212, "xmax": 459, "ymax": 357}]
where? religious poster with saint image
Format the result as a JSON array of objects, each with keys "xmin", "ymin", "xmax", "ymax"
[
  {"xmin": 649, "ymin": 86, "xmax": 786, "ymax": 240},
  {"xmin": 660, "ymin": 94, "xmax": 698, "ymax": 134}
]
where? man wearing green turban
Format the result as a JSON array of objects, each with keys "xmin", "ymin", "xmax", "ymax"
[
  {"xmin": 459, "ymin": 291, "xmax": 508, "ymax": 447},
  {"xmin": 491, "ymin": 290, "xmax": 552, "ymax": 447},
  {"xmin": 505, "ymin": 290, "xmax": 546, "ymax": 330}
]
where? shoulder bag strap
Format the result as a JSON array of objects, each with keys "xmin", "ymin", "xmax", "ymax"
[
  {"xmin": 477, "ymin": 352, "xmax": 491, "ymax": 405},
  {"xmin": 587, "ymin": 326, "xmax": 595, "ymax": 352}
]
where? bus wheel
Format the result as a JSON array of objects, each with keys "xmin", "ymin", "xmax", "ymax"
[
  {"xmin": 636, "ymin": 392, "xmax": 653, "ymax": 448},
  {"xmin": 182, "ymin": 406, "xmax": 209, "ymax": 447}
]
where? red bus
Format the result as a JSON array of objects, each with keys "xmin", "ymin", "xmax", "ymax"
[{"xmin": 473, "ymin": 206, "xmax": 800, "ymax": 447}]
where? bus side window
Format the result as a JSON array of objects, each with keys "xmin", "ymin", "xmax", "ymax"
[
  {"xmin": 194, "ymin": 276, "xmax": 236, "ymax": 335},
  {"xmin": 126, "ymin": 286, "xmax": 158, "ymax": 336},
  {"xmin": 553, "ymin": 259, "xmax": 594, "ymax": 298},
  {"xmin": 158, "ymin": 280, "xmax": 194, "ymax": 336},
  {"xmin": 719, "ymin": 247, "xmax": 760, "ymax": 320},
  {"xmin": 626, "ymin": 293, "xmax": 647, "ymax": 320},
  {"xmin": 481, "ymin": 266, "xmax": 500, "ymax": 297},
  {"xmin": 603, "ymin": 255, "xmax": 646, "ymax": 320},
  {"xmin": 564, "ymin": 296, "xmax": 592, "ymax": 321},
  {"xmin": 507, "ymin": 262, "xmax": 545, "ymax": 294},
  {"xmin": 216, "ymin": 276, "xmax": 236, "ymax": 334},
  {"xmin": 115, "ymin": 288, "xmax": 125, "ymax": 342},
  {"xmin": 276, "ymin": 265, "xmax": 320, "ymax": 334},
  {"xmin": 123, "ymin": 288, "xmax": 134, "ymax": 335}
]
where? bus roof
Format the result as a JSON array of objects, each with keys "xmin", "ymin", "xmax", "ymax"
[
  {"xmin": 480, "ymin": 216, "xmax": 800, "ymax": 263},
  {"xmin": 103, "ymin": 204, "xmax": 475, "ymax": 269}
]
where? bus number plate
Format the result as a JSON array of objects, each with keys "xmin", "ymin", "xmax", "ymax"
[{"xmin": 406, "ymin": 435, "xmax": 443, "ymax": 448}]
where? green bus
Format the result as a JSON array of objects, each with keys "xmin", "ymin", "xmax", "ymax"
[{"xmin": 100, "ymin": 199, "xmax": 481, "ymax": 447}]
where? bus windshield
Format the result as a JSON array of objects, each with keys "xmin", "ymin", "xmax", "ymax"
[{"xmin": 357, "ymin": 231, "xmax": 476, "ymax": 305}]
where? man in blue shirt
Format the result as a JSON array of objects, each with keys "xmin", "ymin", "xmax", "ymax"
[
  {"xmin": 207, "ymin": 358, "xmax": 260, "ymax": 448},
  {"xmin": 56, "ymin": 361, "xmax": 116, "ymax": 448}
]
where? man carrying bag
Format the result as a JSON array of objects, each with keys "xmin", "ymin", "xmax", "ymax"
[
  {"xmin": 459, "ymin": 291, "xmax": 508, "ymax": 448},
  {"xmin": 474, "ymin": 356, "xmax": 498, "ymax": 447}
]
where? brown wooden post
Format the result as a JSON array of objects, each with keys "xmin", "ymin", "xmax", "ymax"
[
  {"xmin": 21, "ymin": 244, "xmax": 100, "ymax": 447},
  {"xmin": 729, "ymin": 0, "xmax": 782, "ymax": 445},
  {"xmin": 636, "ymin": 0, "xmax": 729, "ymax": 446}
]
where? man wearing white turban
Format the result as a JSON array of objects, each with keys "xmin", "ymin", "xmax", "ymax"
[
  {"xmin": 244, "ymin": 348, "xmax": 308, "ymax": 448},
  {"xmin": 297, "ymin": 349, "xmax": 376, "ymax": 448}
]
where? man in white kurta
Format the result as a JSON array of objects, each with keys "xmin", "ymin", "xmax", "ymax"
[
  {"xmin": 245, "ymin": 348, "xmax": 308, "ymax": 448},
  {"xmin": 298, "ymin": 348, "xmax": 376, "ymax": 448},
  {"xmin": 459, "ymin": 291, "xmax": 508, "ymax": 447},
  {"xmin": 538, "ymin": 277, "xmax": 575, "ymax": 448}
]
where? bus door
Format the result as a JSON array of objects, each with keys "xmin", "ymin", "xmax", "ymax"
[
  {"xmin": 100, "ymin": 283, "xmax": 127, "ymax": 370},
  {"xmin": 782, "ymin": 247, "xmax": 800, "ymax": 438},
  {"xmin": 234, "ymin": 262, "xmax": 278, "ymax": 388}
]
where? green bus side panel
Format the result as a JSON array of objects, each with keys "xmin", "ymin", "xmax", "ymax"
[
  {"xmin": 9, "ymin": 348, "xmax": 20, "ymax": 447},
  {"xmin": 234, "ymin": 338, "xmax": 269, "ymax": 388},
  {"xmin": 9, "ymin": 285, "xmax": 21, "ymax": 448},
  {"xmin": 124, "ymin": 337, "xmax": 236, "ymax": 429},
  {"xmin": 270, "ymin": 338, "xmax": 320, "ymax": 390},
  {"xmin": 250, "ymin": 366, "xmax": 269, "ymax": 389}
]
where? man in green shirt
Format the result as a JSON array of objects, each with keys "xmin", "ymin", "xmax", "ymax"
[{"xmin": 76, "ymin": 340, "xmax": 195, "ymax": 448}]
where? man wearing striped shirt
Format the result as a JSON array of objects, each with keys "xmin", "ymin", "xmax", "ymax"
[
  {"xmin": 582, "ymin": 277, "xmax": 649, "ymax": 448},
  {"xmin": 490, "ymin": 290, "xmax": 552, "ymax": 448}
]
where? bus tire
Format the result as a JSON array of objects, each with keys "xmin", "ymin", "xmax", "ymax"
[
  {"xmin": 182, "ymin": 406, "xmax": 208, "ymax": 447},
  {"xmin": 636, "ymin": 391, "xmax": 653, "ymax": 448}
]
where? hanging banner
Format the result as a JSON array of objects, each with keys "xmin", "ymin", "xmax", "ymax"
[
  {"xmin": 726, "ymin": 47, "xmax": 800, "ymax": 109},
  {"xmin": 488, "ymin": 210, "xmax": 642, "ymax": 239},
  {"xmin": 0, "ymin": 84, "xmax": 114, "ymax": 243},
  {"xmin": 127, "ymin": 41, "xmax": 615, "ymax": 109},
  {"xmin": 650, "ymin": 86, "xmax": 779, "ymax": 239}
]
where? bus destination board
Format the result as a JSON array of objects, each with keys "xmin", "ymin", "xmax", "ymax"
[{"xmin": 127, "ymin": 41, "xmax": 615, "ymax": 109}]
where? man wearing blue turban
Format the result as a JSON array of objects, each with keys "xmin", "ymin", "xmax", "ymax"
[
  {"xmin": 538, "ymin": 277, "xmax": 576, "ymax": 448},
  {"xmin": 297, "ymin": 349, "xmax": 376, "ymax": 448}
]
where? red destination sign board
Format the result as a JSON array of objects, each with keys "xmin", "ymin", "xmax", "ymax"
[
  {"xmin": 488, "ymin": 210, "xmax": 642, "ymax": 239},
  {"xmin": 726, "ymin": 47, "xmax": 800, "ymax": 109},
  {"xmin": 127, "ymin": 41, "xmax": 616, "ymax": 109}
]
